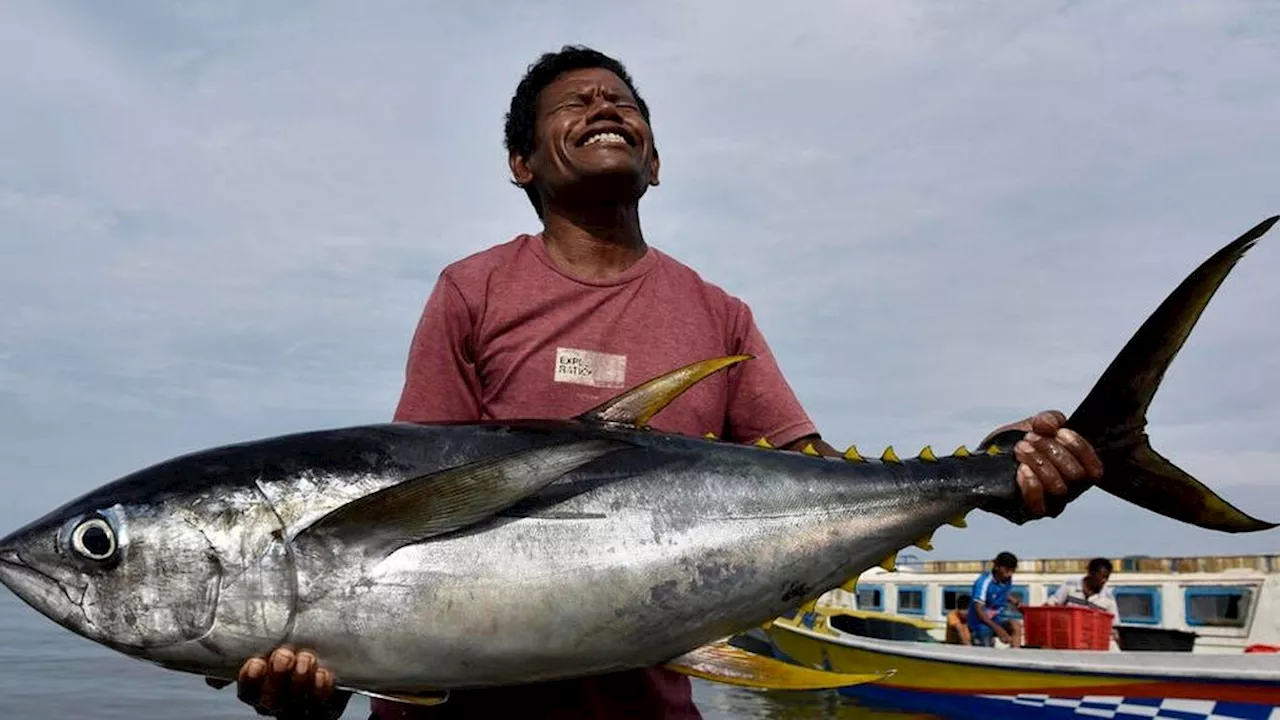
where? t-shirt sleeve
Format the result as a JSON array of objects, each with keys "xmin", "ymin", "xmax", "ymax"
[
  {"xmin": 393, "ymin": 273, "xmax": 483, "ymax": 423},
  {"xmin": 971, "ymin": 575, "xmax": 991, "ymax": 607},
  {"xmin": 723, "ymin": 301, "xmax": 818, "ymax": 447},
  {"xmin": 1048, "ymin": 582, "xmax": 1067, "ymax": 605}
]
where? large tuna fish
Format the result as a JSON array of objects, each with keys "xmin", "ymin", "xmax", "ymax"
[{"xmin": 1, "ymin": 217, "xmax": 1277, "ymax": 706}]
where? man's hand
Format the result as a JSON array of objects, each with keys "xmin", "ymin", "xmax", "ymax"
[
  {"xmin": 990, "ymin": 410, "xmax": 1104, "ymax": 518},
  {"xmin": 206, "ymin": 647, "xmax": 350, "ymax": 719},
  {"xmin": 996, "ymin": 628, "xmax": 1013, "ymax": 645}
]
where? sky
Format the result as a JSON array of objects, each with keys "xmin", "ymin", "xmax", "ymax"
[{"xmin": 1, "ymin": 0, "xmax": 1278, "ymax": 564}]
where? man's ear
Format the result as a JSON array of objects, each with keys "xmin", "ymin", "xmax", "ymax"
[
  {"xmin": 509, "ymin": 151, "xmax": 534, "ymax": 187},
  {"xmin": 649, "ymin": 146, "xmax": 661, "ymax": 187}
]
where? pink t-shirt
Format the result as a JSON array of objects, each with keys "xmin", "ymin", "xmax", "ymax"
[{"xmin": 380, "ymin": 233, "xmax": 816, "ymax": 719}]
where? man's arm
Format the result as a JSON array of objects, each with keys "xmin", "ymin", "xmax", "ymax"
[
  {"xmin": 394, "ymin": 273, "xmax": 483, "ymax": 423},
  {"xmin": 1046, "ymin": 582, "xmax": 1067, "ymax": 606}
]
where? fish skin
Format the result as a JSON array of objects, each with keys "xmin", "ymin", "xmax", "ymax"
[
  {"xmin": 0, "ymin": 216, "xmax": 1277, "ymax": 696},
  {"xmin": 0, "ymin": 418, "xmax": 1012, "ymax": 691}
]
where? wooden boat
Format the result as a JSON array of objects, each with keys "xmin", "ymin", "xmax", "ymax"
[{"xmin": 748, "ymin": 553, "xmax": 1280, "ymax": 718}]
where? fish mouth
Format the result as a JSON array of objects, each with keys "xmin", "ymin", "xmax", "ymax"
[{"xmin": 0, "ymin": 544, "xmax": 88, "ymax": 630}]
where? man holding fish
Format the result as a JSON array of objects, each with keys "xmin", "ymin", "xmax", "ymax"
[{"xmin": 225, "ymin": 46, "xmax": 1103, "ymax": 719}]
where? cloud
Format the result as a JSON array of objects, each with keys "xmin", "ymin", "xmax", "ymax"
[{"xmin": 1, "ymin": 0, "xmax": 1278, "ymax": 558}]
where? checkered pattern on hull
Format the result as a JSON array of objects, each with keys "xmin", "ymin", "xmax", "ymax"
[{"xmin": 977, "ymin": 693, "xmax": 1280, "ymax": 720}]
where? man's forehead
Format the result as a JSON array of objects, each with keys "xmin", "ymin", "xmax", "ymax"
[{"xmin": 544, "ymin": 68, "xmax": 633, "ymax": 96}]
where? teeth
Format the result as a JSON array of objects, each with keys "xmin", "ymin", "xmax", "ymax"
[{"xmin": 584, "ymin": 132, "xmax": 627, "ymax": 146}]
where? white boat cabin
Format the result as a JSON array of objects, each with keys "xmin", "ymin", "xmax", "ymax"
[{"xmin": 818, "ymin": 553, "xmax": 1280, "ymax": 653}]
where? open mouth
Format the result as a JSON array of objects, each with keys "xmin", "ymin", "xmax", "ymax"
[{"xmin": 576, "ymin": 126, "xmax": 635, "ymax": 148}]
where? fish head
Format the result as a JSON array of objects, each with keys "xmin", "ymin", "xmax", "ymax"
[{"xmin": 0, "ymin": 498, "xmax": 222, "ymax": 657}]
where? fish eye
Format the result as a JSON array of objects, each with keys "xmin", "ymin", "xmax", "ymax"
[{"xmin": 71, "ymin": 518, "xmax": 117, "ymax": 561}]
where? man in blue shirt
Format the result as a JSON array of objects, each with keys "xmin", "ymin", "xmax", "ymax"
[{"xmin": 968, "ymin": 551, "xmax": 1023, "ymax": 647}]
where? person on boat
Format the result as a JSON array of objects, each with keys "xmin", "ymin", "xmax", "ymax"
[
  {"xmin": 968, "ymin": 551, "xmax": 1024, "ymax": 648},
  {"xmin": 217, "ymin": 45, "xmax": 1104, "ymax": 719},
  {"xmin": 945, "ymin": 594, "xmax": 973, "ymax": 645},
  {"xmin": 1047, "ymin": 557, "xmax": 1119, "ymax": 622}
]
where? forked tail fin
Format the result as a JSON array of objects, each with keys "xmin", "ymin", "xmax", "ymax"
[{"xmin": 1063, "ymin": 216, "xmax": 1279, "ymax": 532}]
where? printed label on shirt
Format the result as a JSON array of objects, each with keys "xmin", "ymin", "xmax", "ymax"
[{"xmin": 554, "ymin": 347, "xmax": 627, "ymax": 389}]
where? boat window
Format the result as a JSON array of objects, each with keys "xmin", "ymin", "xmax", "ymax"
[
  {"xmin": 829, "ymin": 613, "xmax": 936, "ymax": 643},
  {"xmin": 941, "ymin": 585, "xmax": 971, "ymax": 611},
  {"xmin": 1113, "ymin": 586, "xmax": 1161, "ymax": 625},
  {"xmin": 897, "ymin": 586, "xmax": 926, "ymax": 616},
  {"xmin": 857, "ymin": 584, "xmax": 884, "ymax": 611},
  {"xmin": 1184, "ymin": 587, "xmax": 1253, "ymax": 628}
]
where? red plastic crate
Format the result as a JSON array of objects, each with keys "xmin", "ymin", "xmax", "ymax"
[{"xmin": 1021, "ymin": 605, "xmax": 1113, "ymax": 650}]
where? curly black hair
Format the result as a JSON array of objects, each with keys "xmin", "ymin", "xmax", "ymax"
[{"xmin": 504, "ymin": 45, "xmax": 654, "ymax": 216}]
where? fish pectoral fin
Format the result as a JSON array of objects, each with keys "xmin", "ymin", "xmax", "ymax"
[
  {"xmin": 294, "ymin": 439, "xmax": 626, "ymax": 550},
  {"xmin": 662, "ymin": 639, "xmax": 893, "ymax": 691},
  {"xmin": 577, "ymin": 356, "xmax": 752, "ymax": 427},
  {"xmin": 345, "ymin": 687, "xmax": 450, "ymax": 706}
]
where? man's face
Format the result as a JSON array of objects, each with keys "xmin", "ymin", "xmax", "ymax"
[
  {"xmin": 510, "ymin": 67, "xmax": 660, "ymax": 207},
  {"xmin": 994, "ymin": 564, "xmax": 1015, "ymax": 582},
  {"xmin": 1087, "ymin": 567, "xmax": 1111, "ymax": 590}
]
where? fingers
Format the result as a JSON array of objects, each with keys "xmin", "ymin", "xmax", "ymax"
[
  {"xmin": 237, "ymin": 656, "xmax": 269, "ymax": 708},
  {"xmin": 1028, "ymin": 410, "xmax": 1067, "ymax": 435},
  {"xmin": 233, "ymin": 646, "xmax": 336, "ymax": 718},
  {"xmin": 1016, "ymin": 464, "xmax": 1045, "ymax": 517},
  {"xmin": 257, "ymin": 647, "xmax": 296, "ymax": 712},
  {"xmin": 1013, "ymin": 410, "xmax": 1106, "ymax": 514},
  {"xmin": 1015, "ymin": 436, "xmax": 1067, "ymax": 497},
  {"xmin": 315, "ymin": 668, "xmax": 335, "ymax": 704},
  {"xmin": 1017, "ymin": 435, "xmax": 1074, "ymax": 493},
  {"xmin": 1054, "ymin": 427, "xmax": 1104, "ymax": 479},
  {"xmin": 292, "ymin": 650, "xmax": 319, "ymax": 701}
]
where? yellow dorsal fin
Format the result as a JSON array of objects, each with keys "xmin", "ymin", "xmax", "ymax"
[
  {"xmin": 663, "ymin": 639, "xmax": 893, "ymax": 691},
  {"xmin": 913, "ymin": 533, "xmax": 934, "ymax": 551},
  {"xmin": 953, "ymin": 445, "xmax": 971, "ymax": 458},
  {"xmin": 843, "ymin": 445, "xmax": 865, "ymax": 462},
  {"xmin": 881, "ymin": 446, "xmax": 901, "ymax": 463},
  {"xmin": 801, "ymin": 443, "xmax": 821, "ymax": 457},
  {"xmin": 839, "ymin": 576, "xmax": 859, "ymax": 593},
  {"xmin": 985, "ymin": 444, "xmax": 1002, "ymax": 456},
  {"xmin": 947, "ymin": 514, "xmax": 968, "ymax": 528},
  {"xmin": 754, "ymin": 437, "xmax": 775, "ymax": 449},
  {"xmin": 797, "ymin": 598, "xmax": 819, "ymax": 614},
  {"xmin": 918, "ymin": 445, "xmax": 938, "ymax": 462},
  {"xmin": 878, "ymin": 553, "xmax": 897, "ymax": 571},
  {"xmin": 704, "ymin": 432, "xmax": 719, "ymax": 440},
  {"xmin": 578, "ymin": 356, "xmax": 752, "ymax": 427}
]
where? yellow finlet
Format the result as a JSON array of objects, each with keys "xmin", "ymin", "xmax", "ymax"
[
  {"xmin": 947, "ymin": 514, "xmax": 969, "ymax": 529},
  {"xmin": 918, "ymin": 445, "xmax": 938, "ymax": 463},
  {"xmin": 985, "ymin": 444, "xmax": 1002, "ymax": 456},
  {"xmin": 578, "ymin": 355, "xmax": 752, "ymax": 428},
  {"xmin": 913, "ymin": 533, "xmax": 934, "ymax": 551},
  {"xmin": 843, "ymin": 445, "xmax": 865, "ymax": 462},
  {"xmin": 704, "ymin": 432, "xmax": 719, "ymax": 440},
  {"xmin": 797, "ymin": 598, "xmax": 819, "ymax": 614},
  {"xmin": 953, "ymin": 445, "xmax": 971, "ymax": 458},
  {"xmin": 839, "ymin": 576, "xmax": 859, "ymax": 593},
  {"xmin": 880, "ymin": 446, "xmax": 901, "ymax": 464},
  {"xmin": 878, "ymin": 553, "xmax": 897, "ymax": 571},
  {"xmin": 663, "ymin": 639, "xmax": 894, "ymax": 691},
  {"xmin": 754, "ymin": 437, "xmax": 775, "ymax": 449},
  {"xmin": 801, "ymin": 443, "xmax": 821, "ymax": 457}
]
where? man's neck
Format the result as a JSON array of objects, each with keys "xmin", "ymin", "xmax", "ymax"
[{"xmin": 540, "ymin": 203, "xmax": 648, "ymax": 282}]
